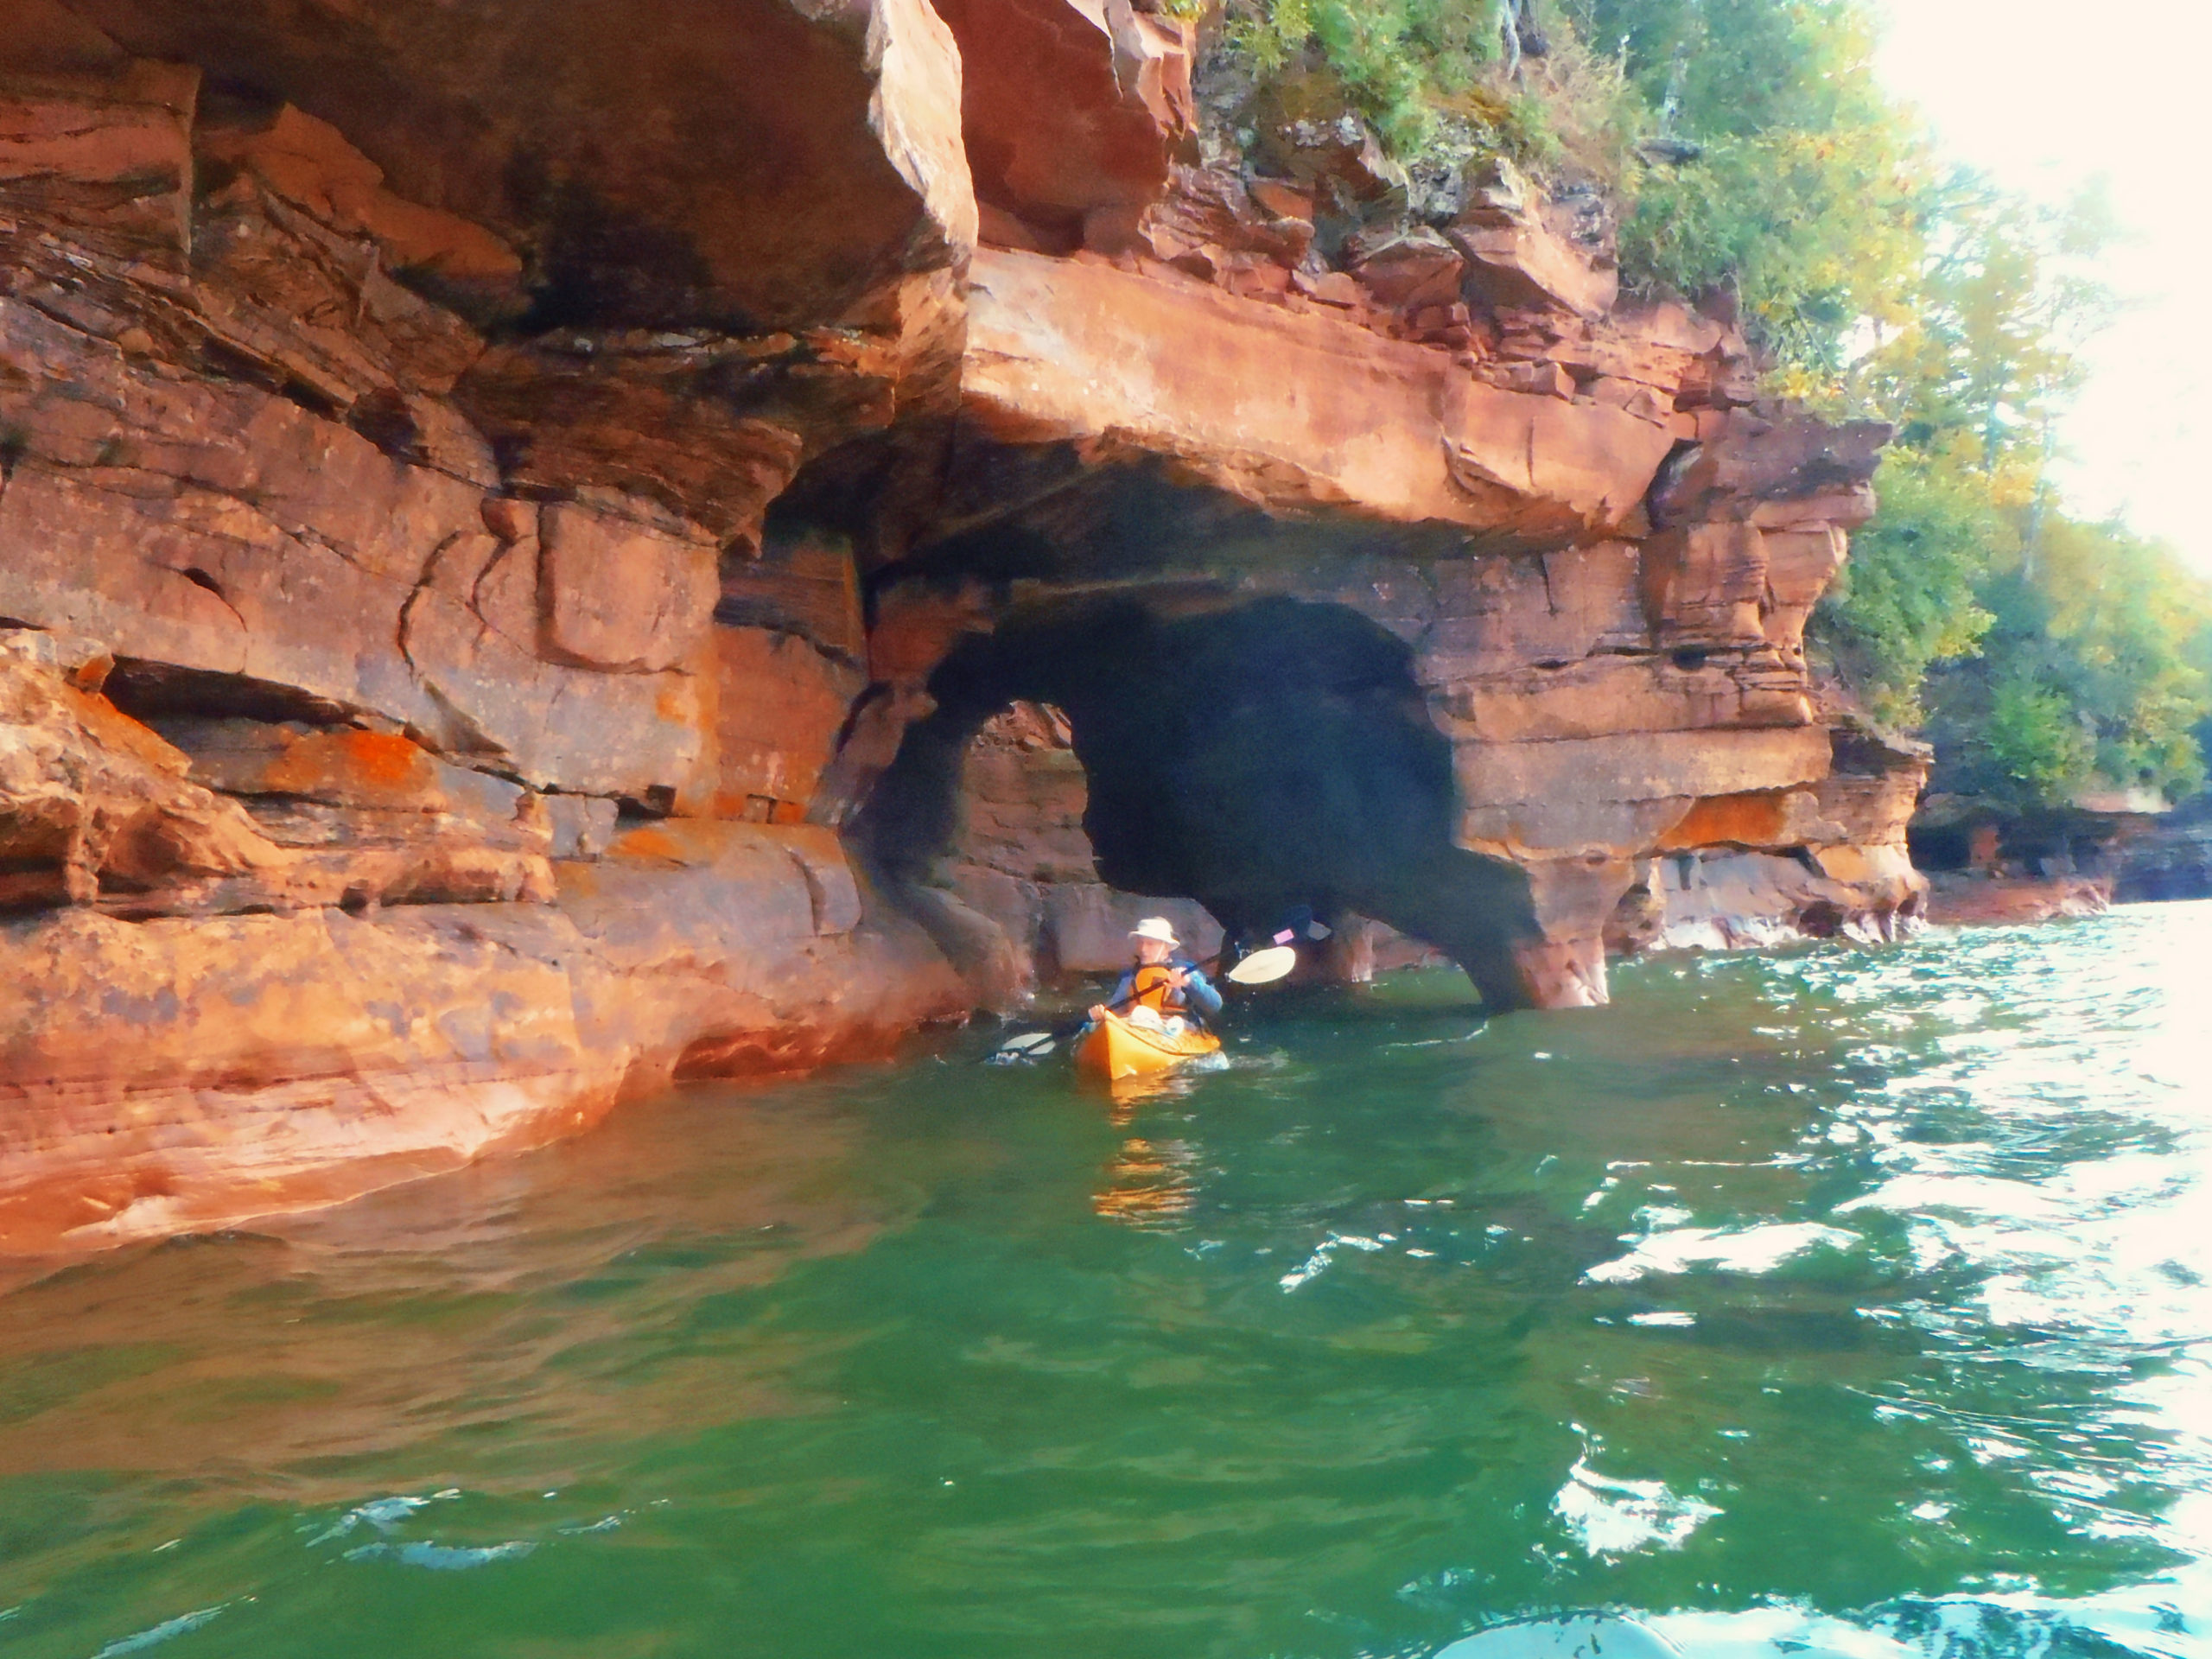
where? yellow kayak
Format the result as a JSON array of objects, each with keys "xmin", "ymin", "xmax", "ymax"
[{"xmin": 1072, "ymin": 1011, "xmax": 1223, "ymax": 1080}]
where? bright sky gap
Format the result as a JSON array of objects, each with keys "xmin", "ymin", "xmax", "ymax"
[{"xmin": 1871, "ymin": 0, "xmax": 2211, "ymax": 575}]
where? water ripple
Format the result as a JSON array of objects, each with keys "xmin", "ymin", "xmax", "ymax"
[{"xmin": 3, "ymin": 904, "xmax": 2211, "ymax": 1656}]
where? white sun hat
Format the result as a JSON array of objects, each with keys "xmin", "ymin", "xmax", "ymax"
[{"xmin": 1128, "ymin": 916, "xmax": 1180, "ymax": 947}]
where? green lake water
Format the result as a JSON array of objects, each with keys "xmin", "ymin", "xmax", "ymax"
[{"xmin": 5, "ymin": 904, "xmax": 2212, "ymax": 1657}]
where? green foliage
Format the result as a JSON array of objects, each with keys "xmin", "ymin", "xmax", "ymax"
[
  {"xmin": 1224, "ymin": 0, "xmax": 1924, "ymax": 381},
  {"xmin": 1921, "ymin": 529, "xmax": 2212, "ymax": 812},
  {"xmin": 1221, "ymin": 1, "xmax": 1638, "ymax": 182},
  {"xmin": 1209, "ymin": 0, "xmax": 2212, "ymax": 811},
  {"xmin": 1853, "ymin": 504, "xmax": 2212, "ymax": 813},
  {"xmin": 1588, "ymin": 0, "xmax": 1927, "ymax": 381},
  {"xmin": 1815, "ymin": 450, "xmax": 1999, "ymax": 728},
  {"xmin": 1225, "ymin": 0, "xmax": 1505, "ymax": 156},
  {"xmin": 1621, "ymin": 127, "xmax": 1923, "ymax": 385},
  {"xmin": 1979, "ymin": 667, "xmax": 2097, "ymax": 808},
  {"xmin": 1815, "ymin": 165, "xmax": 2211, "ymax": 810},
  {"xmin": 2024, "ymin": 524, "xmax": 2210, "ymax": 800},
  {"xmin": 1847, "ymin": 175, "xmax": 2107, "ymax": 457}
]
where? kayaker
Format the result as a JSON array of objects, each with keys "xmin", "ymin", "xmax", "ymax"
[{"xmin": 1090, "ymin": 918, "xmax": 1223, "ymax": 1034}]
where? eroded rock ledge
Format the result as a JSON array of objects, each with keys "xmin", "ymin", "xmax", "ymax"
[{"xmin": 1, "ymin": 0, "xmax": 1924, "ymax": 1250}]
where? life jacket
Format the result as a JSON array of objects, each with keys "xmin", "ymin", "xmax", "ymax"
[{"xmin": 1129, "ymin": 962, "xmax": 1194, "ymax": 1020}]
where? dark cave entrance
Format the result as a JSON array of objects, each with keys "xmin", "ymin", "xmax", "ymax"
[{"xmin": 854, "ymin": 592, "xmax": 1542, "ymax": 1007}]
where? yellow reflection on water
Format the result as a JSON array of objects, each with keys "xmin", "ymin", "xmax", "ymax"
[
  {"xmin": 1087, "ymin": 1071, "xmax": 1208, "ymax": 1229},
  {"xmin": 1091, "ymin": 1136, "xmax": 1200, "ymax": 1229}
]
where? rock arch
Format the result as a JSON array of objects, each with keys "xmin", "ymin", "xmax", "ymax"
[{"xmin": 855, "ymin": 590, "xmax": 1548, "ymax": 1008}]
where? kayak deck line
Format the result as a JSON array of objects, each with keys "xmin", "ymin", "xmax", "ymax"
[{"xmin": 1071, "ymin": 1011, "xmax": 1223, "ymax": 1080}]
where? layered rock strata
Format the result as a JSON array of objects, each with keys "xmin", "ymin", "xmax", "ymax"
[
  {"xmin": 1607, "ymin": 720, "xmax": 1929, "ymax": 952},
  {"xmin": 874, "ymin": 258, "xmax": 1912, "ymax": 1003},
  {"xmin": 2, "ymin": 0, "xmax": 1921, "ymax": 1249},
  {"xmin": 0, "ymin": 0, "xmax": 975, "ymax": 1250}
]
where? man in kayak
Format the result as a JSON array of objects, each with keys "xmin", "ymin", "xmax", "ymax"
[{"xmin": 1090, "ymin": 917, "xmax": 1224, "ymax": 1034}]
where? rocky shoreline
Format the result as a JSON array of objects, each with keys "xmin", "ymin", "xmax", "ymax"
[{"xmin": 2, "ymin": 0, "xmax": 1930, "ymax": 1250}]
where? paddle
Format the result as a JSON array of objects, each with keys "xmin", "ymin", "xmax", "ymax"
[
  {"xmin": 988, "ymin": 940, "xmax": 1300, "ymax": 1062},
  {"xmin": 1224, "ymin": 944, "xmax": 1301, "ymax": 985}
]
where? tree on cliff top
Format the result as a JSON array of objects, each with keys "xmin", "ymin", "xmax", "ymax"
[
  {"xmin": 1209, "ymin": 0, "xmax": 2212, "ymax": 811},
  {"xmin": 1216, "ymin": 0, "xmax": 1925, "ymax": 383},
  {"xmin": 1918, "ymin": 524, "xmax": 2212, "ymax": 811},
  {"xmin": 1816, "ymin": 177, "xmax": 2101, "ymax": 729},
  {"xmin": 1587, "ymin": 0, "xmax": 1925, "ymax": 385},
  {"xmin": 1815, "ymin": 174, "xmax": 2209, "ymax": 807}
]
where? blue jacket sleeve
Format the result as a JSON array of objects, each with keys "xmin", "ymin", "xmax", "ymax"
[
  {"xmin": 1107, "ymin": 969, "xmax": 1137, "ymax": 1008},
  {"xmin": 1180, "ymin": 966, "xmax": 1224, "ymax": 1020}
]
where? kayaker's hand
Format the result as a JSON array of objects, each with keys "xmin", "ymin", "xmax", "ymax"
[
  {"xmin": 1165, "ymin": 967, "xmax": 1189, "ymax": 989},
  {"xmin": 1088, "ymin": 1003, "xmax": 1108, "ymax": 1021}
]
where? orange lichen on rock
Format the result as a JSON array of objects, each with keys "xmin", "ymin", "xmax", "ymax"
[
  {"xmin": 1657, "ymin": 791, "xmax": 1808, "ymax": 853},
  {"xmin": 262, "ymin": 729, "xmax": 437, "ymax": 799}
]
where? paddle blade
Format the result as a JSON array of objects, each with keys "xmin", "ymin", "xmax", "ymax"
[
  {"xmin": 991, "ymin": 1031, "xmax": 1057, "ymax": 1061},
  {"xmin": 1225, "ymin": 944, "xmax": 1297, "ymax": 986}
]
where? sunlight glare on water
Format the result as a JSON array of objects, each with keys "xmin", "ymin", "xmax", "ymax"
[{"xmin": 3, "ymin": 903, "xmax": 2212, "ymax": 1658}]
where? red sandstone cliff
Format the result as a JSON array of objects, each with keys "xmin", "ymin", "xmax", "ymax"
[{"xmin": 0, "ymin": 0, "xmax": 1925, "ymax": 1251}]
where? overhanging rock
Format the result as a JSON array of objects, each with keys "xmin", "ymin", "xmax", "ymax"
[
  {"xmin": 0, "ymin": 0, "xmax": 1926, "ymax": 1253},
  {"xmin": 962, "ymin": 247, "xmax": 1679, "ymax": 540}
]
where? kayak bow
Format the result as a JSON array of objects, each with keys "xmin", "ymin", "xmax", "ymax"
[{"xmin": 1072, "ymin": 1011, "xmax": 1223, "ymax": 1080}]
